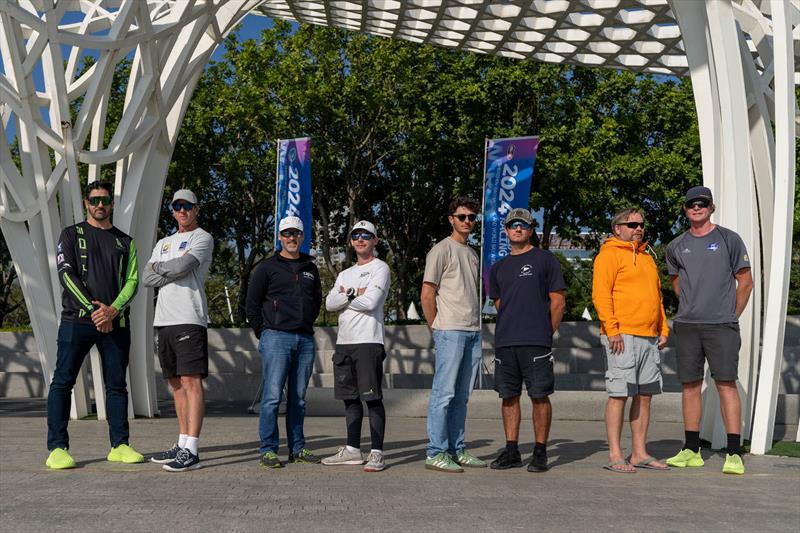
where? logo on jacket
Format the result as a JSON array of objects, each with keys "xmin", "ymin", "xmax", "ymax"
[
  {"xmin": 162, "ymin": 242, "xmax": 171, "ymax": 254},
  {"xmin": 707, "ymin": 242, "xmax": 719, "ymax": 252},
  {"xmin": 179, "ymin": 241, "xmax": 188, "ymax": 251},
  {"xmin": 115, "ymin": 238, "xmax": 125, "ymax": 250},
  {"xmin": 302, "ymin": 271, "xmax": 315, "ymax": 280},
  {"xmin": 519, "ymin": 264, "xmax": 533, "ymax": 277}
]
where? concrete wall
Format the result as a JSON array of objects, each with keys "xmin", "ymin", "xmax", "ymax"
[{"xmin": 2, "ymin": 318, "xmax": 798, "ymax": 402}]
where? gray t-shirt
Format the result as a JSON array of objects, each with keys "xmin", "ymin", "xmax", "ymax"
[
  {"xmin": 666, "ymin": 225, "xmax": 750, "ymax": 324},
  {"xmin": 423, "ymin": 237, "xmax": 480, "ymax": 331},
  {"xmin": 150, "ymin": 228, "xmax": 214, "ymax": 327}
]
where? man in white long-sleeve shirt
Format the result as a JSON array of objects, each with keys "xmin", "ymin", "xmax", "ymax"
[{"xmin": 322, "ymin": 220, "xmax": 391, "ymax": 472}]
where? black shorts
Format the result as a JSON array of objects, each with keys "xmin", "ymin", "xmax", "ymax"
[
  {"xmin": 333, "ymin": 343, "xmax": 386, "ymax": 401},
  {"xmin": 156, "ymin": 324, "xmax": 208, "ymax": 379},
  {"xmin": 673, "ymin": 322, "xmax": 740, "ymax": 383},
  {"xmin": 494, "ymin": 346, "xmax": 554, "ymax": 399}
]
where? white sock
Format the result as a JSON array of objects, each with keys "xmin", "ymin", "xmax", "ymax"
[
  {"xmin": 370, "ymin": 449, "xmax": 383, "ymax": 455},
  {"xmin": 345, "ymin": 445, "xmax": 360, "ymax": 454},
  {"xmin": 184, "ymin": 436, "xmax": 199, "ymax": 455},
  {"xmin": 178, "ymin": 434, "xmax": 188, "ymax": 448}
]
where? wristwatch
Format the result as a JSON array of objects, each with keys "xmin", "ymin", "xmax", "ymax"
[{"xmin": 346, "ymin": 287, "xmax": 356, "ymax": 301}]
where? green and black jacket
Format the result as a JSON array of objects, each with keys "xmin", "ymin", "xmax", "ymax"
[{"xmin": 56, "ymin": 221, "xmax": 139, "ymax": 327}]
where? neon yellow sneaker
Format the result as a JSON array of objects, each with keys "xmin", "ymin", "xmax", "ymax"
[
  {"xmin": 665, "ymin": 448, "xmax": 704, "ymax": 468},
  {"xmin": 46, "ymin": 448, "xmax": 76, "ymax": 469},
  {"xmin": 107, "ymin": 444, "xmax": 145, "ymax": 464},
  {"xmin": 722, "ymin": 453, "xmax": 745, "ymax": 475}
]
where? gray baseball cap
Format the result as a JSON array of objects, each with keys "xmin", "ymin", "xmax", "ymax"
[
  {"xmin": 504, "ymin": 208, "xmax": 533, "ymax": 226},
  {"xmin": 172, "ymin": 189, "xmax": 197, "ymax": 204}
]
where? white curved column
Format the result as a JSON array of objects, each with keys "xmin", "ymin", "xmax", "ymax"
[
  {"xmin": 749, "ymin": 0, "xmax": 798, "ymax": 455},
  {"xmin": 0, "ymin": 0, "xmax": 261, "ymax": 417}
]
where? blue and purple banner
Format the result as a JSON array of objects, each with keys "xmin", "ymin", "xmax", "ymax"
[
  {"xmin": 481, "ymin": 136, "xmax": 540, "ymax": 300},
  {"xmin": 275, "ymin": 137, "xmax": 312, "ymax": 254}
]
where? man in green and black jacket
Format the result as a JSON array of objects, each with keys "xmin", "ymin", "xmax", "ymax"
[{"xmin": 45, "ymin": 181, "xmax": 144, "ymax": 469}]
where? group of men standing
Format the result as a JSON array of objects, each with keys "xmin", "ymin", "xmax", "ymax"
[{"xmin": 44, "ymin": 181, "xmax": 753, "ymax": 476}]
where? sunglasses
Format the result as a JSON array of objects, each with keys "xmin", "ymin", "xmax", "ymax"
[
  {"xmin": 451, "ymin": 213, "xmax": 477, "ymax": 222},
  {"xmin": 350, "ymin": 232, "xmax": 374, "ymax": 241},
  {"xmin": 87, "ymin": 196, "xmax": 112, "ymax": 206},
  {"xmin": 685, "ymin": 200, "xmax": 710, "ymax": 209},
  {"xmin": 280, "ymin": 229, "xmax": 303, "ymax": 238},
  {"xmin": 172, "ymin": 202, "xmax": 195, "ymax": 212},
  {"xmin": 617, "ymin": 221, "xmax": 645, "ymax": 229},
  {"xmin": 506, "ymin": 221, "xmax": 531, "ymax": 230}
]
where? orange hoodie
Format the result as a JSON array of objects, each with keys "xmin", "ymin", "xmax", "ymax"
[{"xmin": 591, "ymin": 237, "xmax": 669, "ymax": 338}]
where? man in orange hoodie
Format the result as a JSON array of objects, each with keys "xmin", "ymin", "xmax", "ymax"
[{"xmin": 592, "ymin": 208, "xmax": 669, "ymax": 473}]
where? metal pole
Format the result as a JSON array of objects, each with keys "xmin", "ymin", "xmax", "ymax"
[
  {"xmin": 224, "ymin": 285, "xmax": 234, "ymax": 323},
  {"xmin": 477, "ymin": 138, "xmax": 489, "ymax": 389}
]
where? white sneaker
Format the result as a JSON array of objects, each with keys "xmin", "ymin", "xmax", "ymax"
[
  {"xmin": 363, "ymin": 451, "xmax": 385, "ymax": 472},
  {"xmin": 321, "ymin": 446, "xmax": 364, "ymax": 466}
]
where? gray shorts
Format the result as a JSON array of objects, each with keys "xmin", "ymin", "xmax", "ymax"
[
  {"xmin": 601, "ymin": 334, "xmax": 662, "ymax": 397},
  {"xmin": 673, "ymin": 322, "xmax": 740, "ymax": 383}
]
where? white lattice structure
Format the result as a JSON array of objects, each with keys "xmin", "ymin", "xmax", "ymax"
[{"xmin": 0, "ymin": 0, "xmax": 797, "ymax": 453}]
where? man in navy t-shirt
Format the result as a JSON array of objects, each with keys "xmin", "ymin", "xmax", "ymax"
[{"xmin": 488, "ymin": 208, "xmax": 566, "ymax": 473}]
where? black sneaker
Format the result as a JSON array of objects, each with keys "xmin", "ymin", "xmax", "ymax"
[
  {"xmin": 150, "ymin": 443, "xmax": 181, "ymax": 464},
  {"xmin": 162, "ymin": 449, "xmax": 201, "ymax": 472},
  {"xmin": 528, "ymin": 452, "xmax": 549, "ymax": 473},
  {"xmin": 288, "ymin": 448, "xmax": 321, "ymax": 464},
  {"xmin": 259, "ymin": 451, "xmax": 282, "ymax": 469},
  {"xmin": 490, "ymin": 449, "xmax": 524, "ymax": 470}
]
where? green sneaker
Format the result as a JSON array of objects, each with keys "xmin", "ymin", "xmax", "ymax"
[
  {"xmin": 259, "ymin": 451, "xmax": 282, "ymax": 469},
  {"xmin": 288, "ymin": 448, "xmax": 321, "ymax": 464},
  {"xmin": 46, "ymin": 448, "xmax": 76, "ymax": 470},
  {"xmin": 107, "ymin": 444, "xmax": 145, "ymax": 464},
  {"xmin": 722, "ymin": 453, "xmax": 745, "ymax": 475},
  {"xmin": 455, "ymin": 449, "xmax": 487, "ymax": 468},
  {"xmin": 425, "ymin": 452, "xmax": 464, "ymax": 473},
  {"xmin": 665, "ymin": 448, "xmax": 704, "ymax": 468}
]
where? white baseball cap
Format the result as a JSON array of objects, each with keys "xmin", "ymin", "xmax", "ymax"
[
  {"xmin": 278, "ymin": 216, "xmax": 304, "ymax": 232},
  {"xmin": 351, "ymin": 220, "xmax": 377, "ymax": 238}
]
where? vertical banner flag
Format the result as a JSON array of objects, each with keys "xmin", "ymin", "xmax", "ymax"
[
  {"xmin": 275, "ymin": 137, "xmax": 312, "ymax": 254},
  {"xmin": 481, "ymin": 136, "xmax": 540, "ymax": 311}
]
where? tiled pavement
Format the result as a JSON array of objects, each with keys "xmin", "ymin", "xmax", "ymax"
[{"xmin": 1, "ymin": 399, "xmax": 798, "ymax": 533}]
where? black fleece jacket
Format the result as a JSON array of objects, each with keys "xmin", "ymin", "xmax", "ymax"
[{"xmin": 245, "ymin": 252, "xmax": 322, "ymax": 337}]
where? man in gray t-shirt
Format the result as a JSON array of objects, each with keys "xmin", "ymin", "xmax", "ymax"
[
  {"xmin": 664, "ymin": 186, "xmax": 753, "ymax": 475},
  {"xmin": 420, "ymin": 196, "xmax": 486, "ymax": 473}
]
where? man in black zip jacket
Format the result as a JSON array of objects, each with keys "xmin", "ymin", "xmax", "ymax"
[
  {"xmin": 45, "ymin": 181, "xmax": 144, "ymax": 469},
  {"xmin": 246, "ymin": 216, "xmax": 322, "ymax": 468}
]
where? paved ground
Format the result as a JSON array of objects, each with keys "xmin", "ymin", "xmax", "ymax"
[{"xmin": 1, "ymin": 399, "xmax": 798, "ymax": 533}]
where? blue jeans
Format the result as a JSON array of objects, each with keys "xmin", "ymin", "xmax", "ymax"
[
  {"xmin": 47, "ymin": 321, "xmax": 130, "ymax": 450},
  {"xmin": 426, "ymin": 329, "xmax": 482, "ymax": 457},
  {"xmin": 258, "ymin": 329, "xmax": 315, "ymax": 455}
]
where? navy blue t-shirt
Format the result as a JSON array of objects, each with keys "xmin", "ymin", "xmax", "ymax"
[{"xmin": 489, "ymin": 248, "xmax": 566, "ymax": 348}]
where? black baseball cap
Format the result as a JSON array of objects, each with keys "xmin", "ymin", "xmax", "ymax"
[{"xmin": 684, "ymin": 186, "xmax": 713, "ymax": 204}]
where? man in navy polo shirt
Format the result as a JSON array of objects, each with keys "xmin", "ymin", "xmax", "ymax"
[{"xmin": 489, "ymin": 208, "xmax": 566, "ymax": 472}]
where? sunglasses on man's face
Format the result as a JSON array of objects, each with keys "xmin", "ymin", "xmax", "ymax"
[
  {"xmin": 172, "ymin": 202, "xmax": 195, "ymax": 212},
  {"xmin": 280, "ymin": 229, "xmax": 303, "ymax": 238},
  {"xmin": 350, "ymin": 232, "xmax": 374, "ymax": 241},
  {"xmin": 618, "ymin": 222, "xmax": 645, "ymax": 229},
  {"xmin": 451, "ymin": 213, "xmax": 477, "ymax": 222},
  {"xmin": 87, "ymin": 196, "xmax": 112, "ymax": 206},
  {"xmin": 506, "ymin": 221, "xmax": 531, "ymax": 230},
  {"xmin": 685, "ymin": 200, "xmax": 710, "ymax": 210}
]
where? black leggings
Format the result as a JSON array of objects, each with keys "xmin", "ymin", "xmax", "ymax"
[{"xmin": 344, "ymin": 399, "xmax": 385, "ymax": 450}]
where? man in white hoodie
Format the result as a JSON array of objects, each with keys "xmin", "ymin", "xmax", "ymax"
[{"xmin": 322, "ymin": 220, "xmax": 391, "ymax": 472}]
